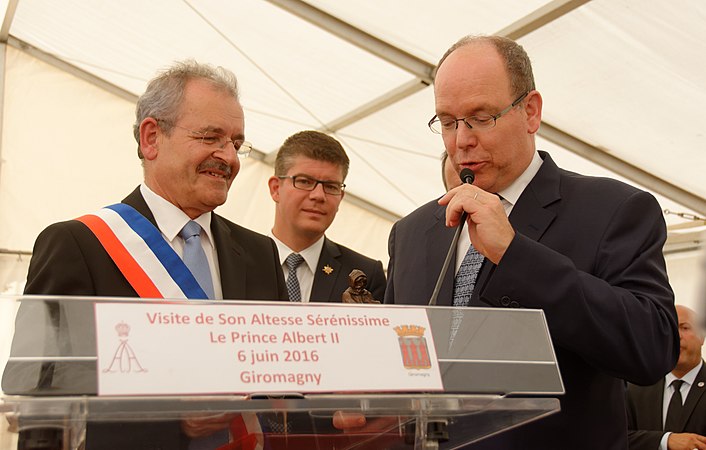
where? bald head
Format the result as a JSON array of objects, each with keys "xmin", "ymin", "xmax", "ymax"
[{"xmin": 673, "ymin": 305, "xmax": 704, "ymax": 377}]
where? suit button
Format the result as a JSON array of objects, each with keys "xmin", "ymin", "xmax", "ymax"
[
  {"xmin": 500, "ymin": 296, "xmax": 511, "ymax": 307},
  {"xmin": 509, "ymin": 301, "xmax": 520, "ymax": 308}
]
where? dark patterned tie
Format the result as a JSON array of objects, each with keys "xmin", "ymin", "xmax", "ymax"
[
  {"xmin": 452, "ymin": 243, "xmax": 484, "ymax": 306},
  {"xmin": 664, "ymin": 379, "xmax": 685, "ymax": 431},
  {"xmin": 449, "ymin": 244, "xmax": 484, "ymax": 348},
  {"xmin": 285, "ymin": 253, "xmax": 305, "ymax": 302},
  {"xmin": 179, "ymin": 221, "xmax": 214, "ymax": 299}
]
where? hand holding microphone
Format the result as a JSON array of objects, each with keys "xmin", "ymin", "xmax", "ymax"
[
  {"xmin": 428, "ymin": 168, "xmax": 475, "ymax": 306},
  {"xmin": 438, "ymin": 169, "xmax": 515, "ymax": 267}
]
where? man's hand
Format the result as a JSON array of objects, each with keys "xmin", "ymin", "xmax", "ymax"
[
  {"xmin": 332, "ymin": 411, "xmax": 404, "ymax": 434},
  {"xmin": 668, "ymin": 432, "xmax": 706, "ymax": 450},
  {"xmin": 439, "ymin": 184, "xmax": 515, "ymax": 264},
  {"xmin": 181, "ymin": 413, "xmax": 238, "ymax": 438},
  {"xmin": 332, "ymin": 411, "xmax": 367, "ymax": 430}
]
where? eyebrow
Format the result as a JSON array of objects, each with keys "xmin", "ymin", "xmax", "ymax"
[
  {"xmin": 436, "ymin": 100, "xmax": 498, "ymax": 118},
  {"xmin": 293, "ymin": 173, "xmax": 343, "ymax": 184},
  {"xmin": 196, "ymin": 125, "xmax": 245, "ymax": 141}
]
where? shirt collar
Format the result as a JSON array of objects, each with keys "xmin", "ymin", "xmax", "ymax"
[
  {"xmin": 497, "ymin": 151, "xmax": 543, "ymax": 208},
  {"xmin": 140, "ymin": 184, "xmax": 214, "ymax": 245},
  {"xmin": 666, "ymin": 360, "xmax": 703, "ymax": 388},
  {"xmin": 269, "ymin": 232, "xmax": 325, "ymax": 274}
]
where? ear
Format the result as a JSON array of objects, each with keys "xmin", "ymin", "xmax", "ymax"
[
  {"xmin": 524, "ymin": 90, "xmax": 543, "ymax": 134},
  {"xmin": 139, "ymin": 117, "xmax": 161, "ymax": 160},
  {"xmin": 268, "ymin": 176, "xmax": 281, "ymax": 202}
]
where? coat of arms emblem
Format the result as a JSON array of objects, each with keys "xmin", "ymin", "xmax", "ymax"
[{"xmin": 394, "ymin": 325, "xmax": 432, "ymax": 370}]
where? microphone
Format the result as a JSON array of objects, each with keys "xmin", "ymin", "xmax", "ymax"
[
  {"xmin": 428, "ymin": 168, "xmax": 475, "ymax": 306},
  {"xmin": 459, "ymin": 168, "xmax": 475, "ymax": 185}
]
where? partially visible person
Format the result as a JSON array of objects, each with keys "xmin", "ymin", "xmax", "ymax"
[
  {"xmin": 9, "ymin": 60, "xmax": 287, "ymax": 450},
  {"xmin": 627, "ymin": 305, "xmax": 706, "ymax": 450},
  {"xmin": 441, "ymin": 151, "xmax": 461, "ymax": 191},
  {"xmin": 268, "ymin": 130, "xmax": 385, "ymax": 303},
  {"xmin": 385, "ymin": 34, "xmax": 678, "ymax": 449}
]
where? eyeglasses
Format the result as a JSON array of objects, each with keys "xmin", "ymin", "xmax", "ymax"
[
  {"xmin": 158, "ymin": 120, "xmax": 252, "ymax": 157},
  {"xmin": 428, "ymin": 91, "xmax": 529, "ymax": 134},
  {"xmin": 278, "ymin": 175, "xmax": 346, "ymax": 196}
]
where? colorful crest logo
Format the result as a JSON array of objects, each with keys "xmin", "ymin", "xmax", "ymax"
[{"xmin": 394, "ymin": 325, "xmax": 432, "ymax": 370}]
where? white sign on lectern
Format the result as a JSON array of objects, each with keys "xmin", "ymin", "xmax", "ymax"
[{"xmin": 94, "ymin": 302, "xmax": 442, "ymax": 396}]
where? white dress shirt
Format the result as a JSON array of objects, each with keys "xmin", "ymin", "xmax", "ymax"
[
  {"xmin": 269, "ymin": 233, "xmax": 325, "ymax": 303},
  {"xmin": 659, "ymin": 361, "xmax": 703, "ymax": 450},
  {"xmin": 140, "ymin": 184, "xmax": 223, "ymax": 299}
]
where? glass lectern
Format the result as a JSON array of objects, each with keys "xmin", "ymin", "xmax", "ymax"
[{"xmin": 1, "ymin": 296, "xmax": 563, "ymax": 450}]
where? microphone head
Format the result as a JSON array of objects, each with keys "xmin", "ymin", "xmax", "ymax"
[{"xmin": 459, "ymin": 168, "xmax": 475, "ymax": 184}]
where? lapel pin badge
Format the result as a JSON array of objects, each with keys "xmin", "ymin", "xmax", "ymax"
[
  {"xmin": 322, "ymin": 265, "xmax": 334, "ymax": 275},
  {"xmin": 699, "ymin": 382, "xmax": 704, "ymax": 388}
]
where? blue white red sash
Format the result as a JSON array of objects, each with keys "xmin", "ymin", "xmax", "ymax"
[{"xmin": 76, "ymin": 203, "xmax": 208, "ymax": 299}]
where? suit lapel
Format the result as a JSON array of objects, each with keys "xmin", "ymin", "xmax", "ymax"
[
  {"xmin": 121, "ymin": 187, "xmax": 157, "ymax": 226},
  {"xmin": 473, "ymin": 153, "xmax": 559, "ymax": 304},
  {"xmin": 507, "ymin": 152, "xmax": 560, "ymax": 242},
  {"xmin": 211, "ymin": 214, "xmax": 246, "ymax": 300},
  {"xmin": 644, "ymin": 379, "xmax": 667, "ymax": 430},
  {"xmin": 678, "ymin": 363, "xmax": 706, "ymax": 431},
  {"xmin": 426, "ymin": 203, "xmax": 457, "ymax": 306},
  {"xmin": 310, "ymin": 238, "xmax": 342, "ymax": 303}
]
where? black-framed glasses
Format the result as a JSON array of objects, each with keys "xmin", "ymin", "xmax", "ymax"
[
  {"xmin": 428, "ymin": 91, "xmax": 530, "ymax": 134},
  {"xmin": 278, "ymin": 175, "xmax": 346, "ymax": 196},
  {"xmin": 157, "ymin": 119, "xmax": 252, "ymax": 157}
]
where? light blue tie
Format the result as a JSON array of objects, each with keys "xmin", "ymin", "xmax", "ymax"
[{"xmin": 179, "ymin": 221, "xmax": 214, "ymax": 299}]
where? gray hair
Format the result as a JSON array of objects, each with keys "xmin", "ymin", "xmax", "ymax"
[
  {"xmin": 133, "ymin": 59, "xmax": 240, "ymax": 158},
  {"xmin": 435, "ymin": 35, "xmax": 536, "ymax": 98}
]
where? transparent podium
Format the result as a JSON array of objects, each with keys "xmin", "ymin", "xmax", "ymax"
[{"xmin": 1, "ymin": 296, "xmax": 563, "ymax": 450}]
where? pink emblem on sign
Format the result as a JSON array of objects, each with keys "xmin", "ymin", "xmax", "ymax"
[{"xmin": 103, "ymin": 322, "xmax": 147, "ymax": 373}]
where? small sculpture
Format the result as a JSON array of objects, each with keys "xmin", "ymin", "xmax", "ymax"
[{"xmin": 342, "ymin": 269, "xmax": 380, "ymax": 304}]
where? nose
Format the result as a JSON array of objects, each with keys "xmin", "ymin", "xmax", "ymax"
[
  {"xmin": 308, "ymin": 182, "xmax": 327, "ymax": 201},
  {"xmin": 454, "ymin": 122, "xmax": 479, "ymax": 149},
  {"xmin": 213, "ymin": 145, "xmax": 239, "ymax": 178}
]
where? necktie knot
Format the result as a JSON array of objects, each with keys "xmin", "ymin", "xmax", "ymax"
[
  {"xmin": 179, "ymin": 220, "xmax": 202, "ymax": 241},
  {"xmin": 671, "ymin": 379, "xmax": 684, "ymax": 391},
  {"xmin": 285, "ymin": 253, "xmax": 305, "ymax": 271}
]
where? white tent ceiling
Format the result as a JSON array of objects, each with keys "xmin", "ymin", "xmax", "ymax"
[{"xmin": 0, "ymin": 0, "xmax": 705, "ymax": 300}]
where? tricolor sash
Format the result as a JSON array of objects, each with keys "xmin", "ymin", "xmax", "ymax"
[{"xmin": 77, "ymin": 203, "xmax": 208, "ymax": 299}]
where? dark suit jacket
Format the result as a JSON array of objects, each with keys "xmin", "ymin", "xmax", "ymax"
[
  {"xmin": 385, "ymin": 152, "xmax": 678, "ymax": 450},
  {"xmin": 24, "ymin": 187, "xmax": 287, "ymax": 300},
  {"xmin": 627, "ymin": 364, "xmax": 706, "ymax": 449},
  {"xmin": 308, "ymin": 237, "xmax": 386, "ymax": 303},
  {"xmin": 12, "ymin": 187, "xmax": 287, "ymax": 450}
]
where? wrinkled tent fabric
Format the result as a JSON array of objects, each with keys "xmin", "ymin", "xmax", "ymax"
[{"xmin": 0, "ymin": 0, "xmax": 704, "ymax": 308}]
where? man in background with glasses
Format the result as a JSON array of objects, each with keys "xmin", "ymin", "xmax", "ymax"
[
  {"xmin": 385, "ymin": 35, "xmax": 677, "ymax": 449},
  {"xmin": 12, "ymin": 60, "xmax": 287, "ymax": 449},
  {"xmin": 268, "ymin": 130, "xmax": 385, "ymax": 305}
]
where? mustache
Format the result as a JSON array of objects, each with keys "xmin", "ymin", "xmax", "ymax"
[{"xmin": 197, "ymin": 160, "xmax": 232, "ymax": 178}]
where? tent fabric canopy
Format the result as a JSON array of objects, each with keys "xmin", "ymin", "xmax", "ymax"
[{"xmin": 0, "ymin": 0, "xmax": 704, "ymax": 304}]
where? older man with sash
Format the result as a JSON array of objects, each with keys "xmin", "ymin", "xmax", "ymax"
[{"xmin": 15, "ymin": 60, "xmax": 287, "ymax": 449}]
